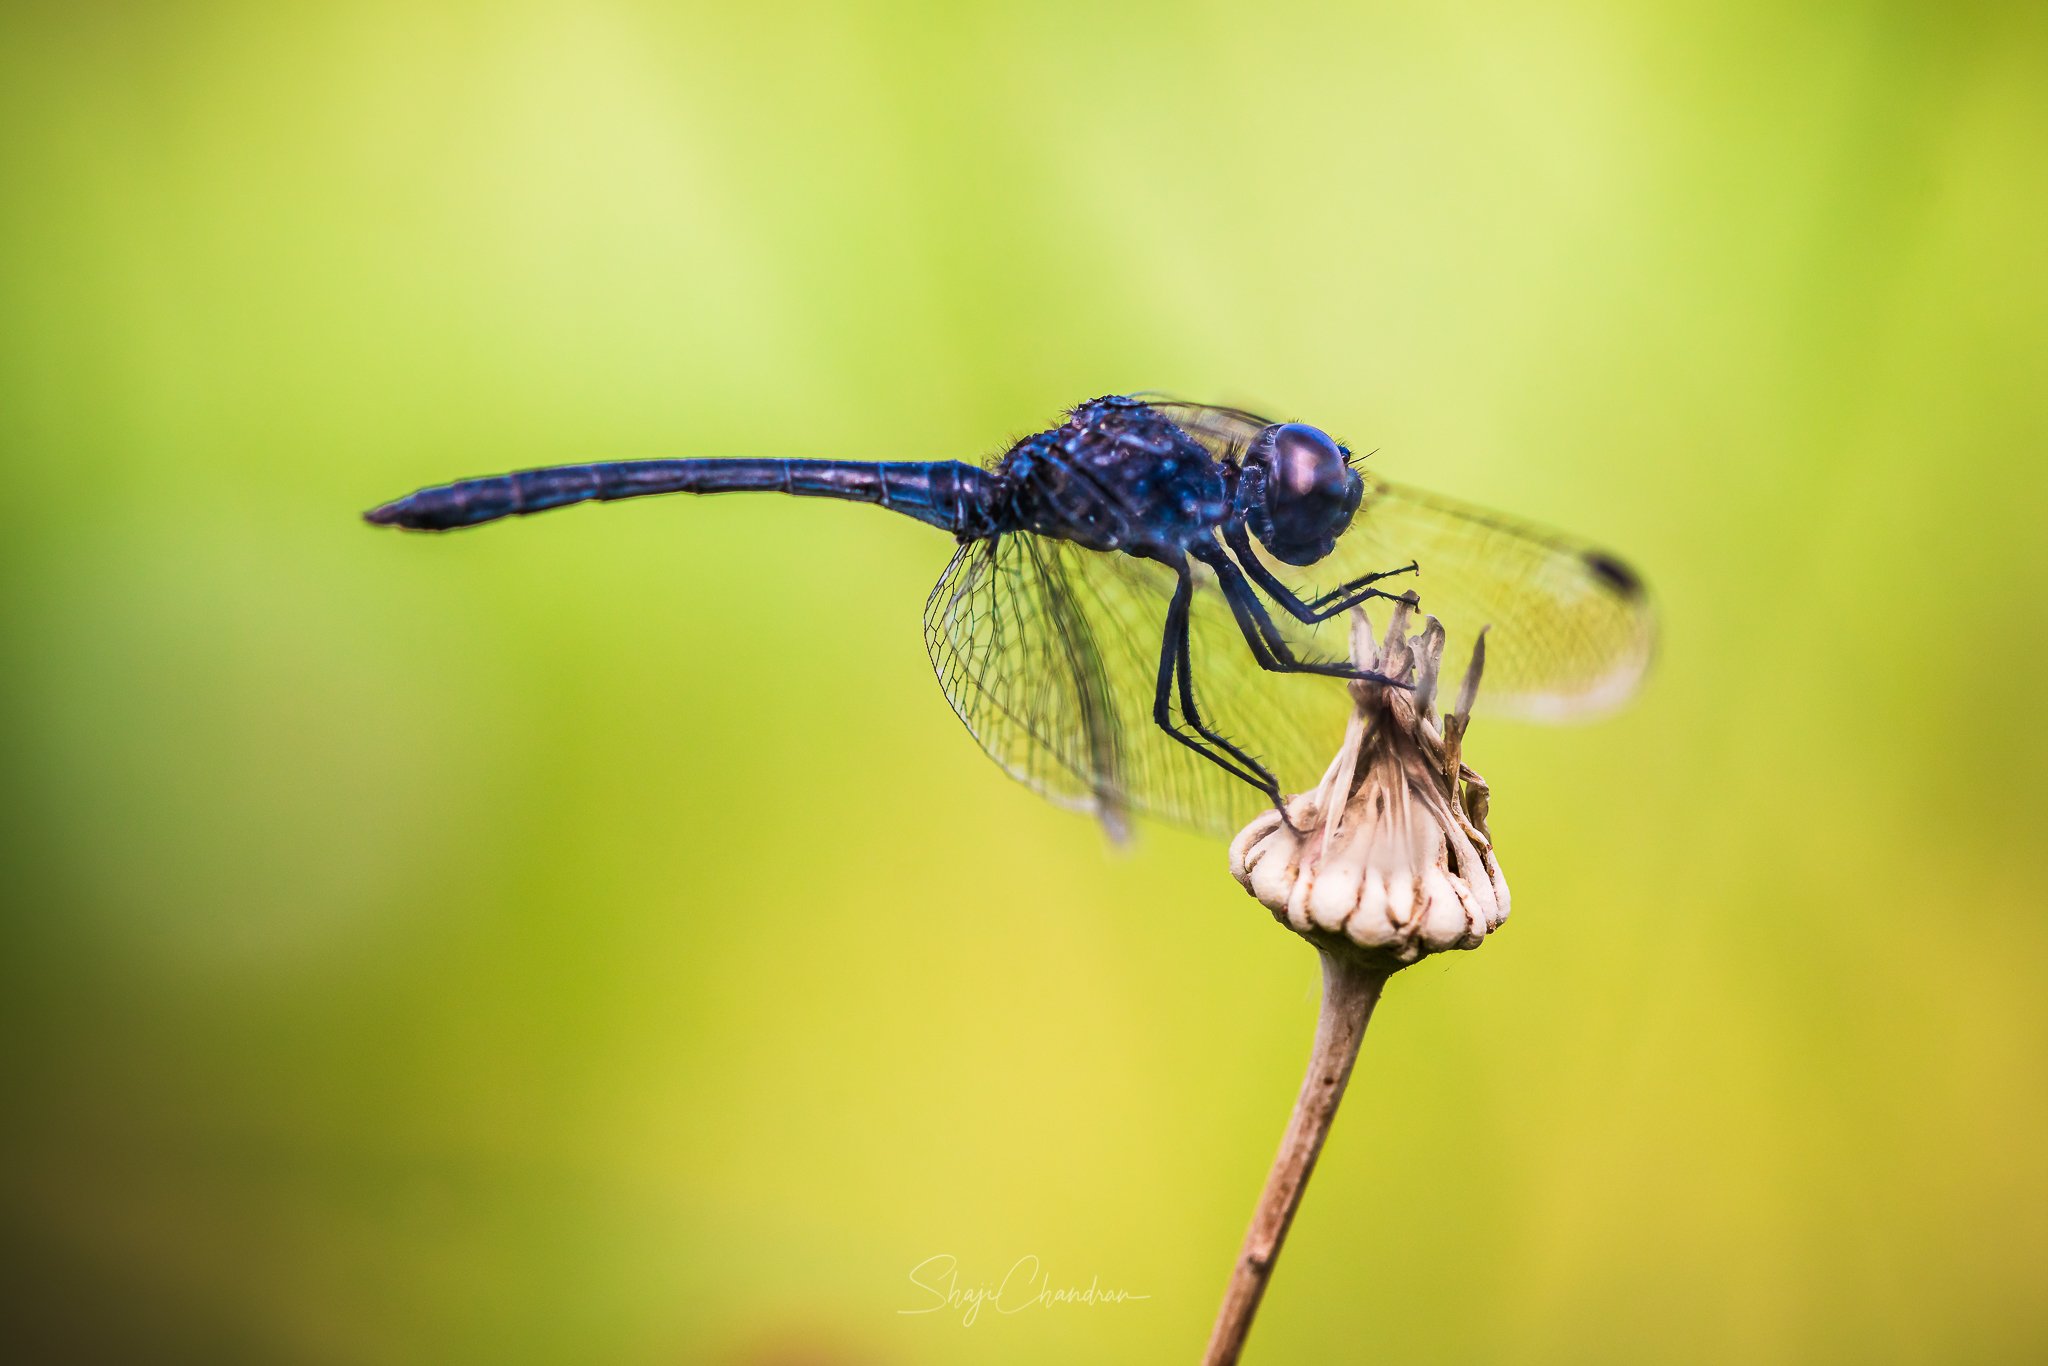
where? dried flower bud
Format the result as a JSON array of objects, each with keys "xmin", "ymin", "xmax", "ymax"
[{"xmin": 1229, "ymin": 597, "xmax": 1508, "ymax": 968}]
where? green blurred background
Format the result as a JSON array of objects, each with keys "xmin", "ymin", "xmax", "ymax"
[{"xmin": 4, "ymin": 0, "xmax": 2045, "ymax": 1361}]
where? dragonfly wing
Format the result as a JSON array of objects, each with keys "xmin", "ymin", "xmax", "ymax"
[
  {"xmin": 923, "ymin": 535, "xmax": 1139, "ymax": 834},
  {"xmin": 924, "ymin": 533, "xmax": 1356, "ymax": 837},
  {"xmin": 1253, "ymin": 474, "xmax": 1656, "ymax": 720},
  {"xmin": 1136, "ymin": 396, "xmax": 1272, "ymax": 463}
]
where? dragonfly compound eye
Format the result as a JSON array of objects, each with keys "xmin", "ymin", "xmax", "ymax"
[{"xmin": 1249, "ymin": 423, "xmax": 1364, "ymax": 566}]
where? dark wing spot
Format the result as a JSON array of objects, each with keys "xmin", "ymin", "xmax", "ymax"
[{"xmin": 1582, "ymin": 550, "xmax": 1644, "ymax": 599}]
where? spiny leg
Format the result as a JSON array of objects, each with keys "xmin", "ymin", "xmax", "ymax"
[
  {"xmin": 1297, "ymin": 563, "xmax": 1418, "ymax": 614},
  {"xmin": 1198, "ymin": 543, "xmax": 1351, "ymax": 678},
  {"xmin": 1193, "ymin": 541, "xmax": 1406, "ymax": 685},
  {"xmin": 1149, "ymin": 559, "xmax": 1285, "ymax": 807},
  {"xmin": 1223, "ymin": 520, "xmax": 1416, "ymax": 623},
  {"xmin": 1170, "ymin": 574, "xmax": 1285, "ymax": 800},
  {"xmin": 1151, "ymin": 563, "xmax": 1272, "ymax": 793}
]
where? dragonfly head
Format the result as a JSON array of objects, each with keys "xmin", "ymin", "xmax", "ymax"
[{"xmin": 1244, "ymin": 423, "xmax": 1364, "ymax": 566}]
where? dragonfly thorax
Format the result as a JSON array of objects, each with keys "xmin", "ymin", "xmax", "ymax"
[{"xmin": 993, "ymin": 396, "xmax": 1232, "ymax": 554}]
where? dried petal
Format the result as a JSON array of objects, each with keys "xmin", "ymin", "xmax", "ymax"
[{"xmin": 1228, "ymin": 604, "xmax": 1509, "ymax": 969}]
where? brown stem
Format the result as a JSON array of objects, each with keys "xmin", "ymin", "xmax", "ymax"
[{"xmin": 1202, "ymin": 949, "xmax": 1389, "ymax": 1366}]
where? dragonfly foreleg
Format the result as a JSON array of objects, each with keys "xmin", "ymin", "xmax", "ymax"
[
  {"xmin": 1151, "ymin": 560, "xmax": 1286, "ymax": 808},
  {"xmin": 1195, "ymin": 542, "xmax": 1407, "ymax": 686},
  {"xmin": 1222, "ymin": 522, "xmax": 1416, "ymax": 623}
]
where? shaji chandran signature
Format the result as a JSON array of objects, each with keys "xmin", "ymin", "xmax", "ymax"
[{"xmin": 897, "ymin": 1253, "xmax": 1151, "ymax": 1327}]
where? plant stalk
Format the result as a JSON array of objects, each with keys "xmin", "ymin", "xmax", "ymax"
[{"xmin": 1202, "ymin": 948, "xmax": 1389, "ymax": 1365}]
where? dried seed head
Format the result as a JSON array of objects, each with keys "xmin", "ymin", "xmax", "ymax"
[{"xmin": 1229, "ymin": 596, "xmax": 1509, "ymax": 969}]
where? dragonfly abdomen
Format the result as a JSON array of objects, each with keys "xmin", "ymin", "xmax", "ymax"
[{"xmin": 364, "ymin": 458, "xmax": 1001, "ymax": 534}]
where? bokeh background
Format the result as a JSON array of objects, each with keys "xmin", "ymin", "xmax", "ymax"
[{"xmin": 4, "ymin": 1, "xmax": 2045, "ymax": 1361}]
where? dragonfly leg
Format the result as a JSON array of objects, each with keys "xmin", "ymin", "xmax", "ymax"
[
  {"xmin": 1300, "ymin": 561, "xmax": 1419, "ymax": 615},
  {"xmin": 1223, "ymin": 521, "xmax": 1416, "ymax": 623},
  {"xmin": 1151, "ymin": 559, "xmax": 1287, "ymax": 808},
  {"xmin": 1194, "ymin": 542, "xmax": 1407, "ymax": 686}
]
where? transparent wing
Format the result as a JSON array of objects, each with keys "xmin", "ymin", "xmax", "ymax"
[
  {"xmin": 1318, "ymin": 475, "xmax": 1653, "ymax": 719},
  {"xmin": 1136, "ymin": 395, "xmax": 1272, "ymax": 464},
  {"xmin": 924, "ymin": 533, "xmax": 1361, "ymax": 838},
  {"xmin": 1148, "ymin": 398, "xmax": 1656, "ymax": 720}
]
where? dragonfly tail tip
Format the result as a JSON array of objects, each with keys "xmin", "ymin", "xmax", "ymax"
[{"xmin": 363, "ymin": 498, "xmax": 426, "ymax": 529}]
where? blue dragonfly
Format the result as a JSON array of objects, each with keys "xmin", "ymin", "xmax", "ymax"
[{"xmin": 366, "ymin": 395, "xmax": 1653, "ymax": 837}]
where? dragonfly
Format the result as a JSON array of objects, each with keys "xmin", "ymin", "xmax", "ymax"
[{"xmin": 366, "ymin": 395, "xmax": 1653, "ymax": 838}]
